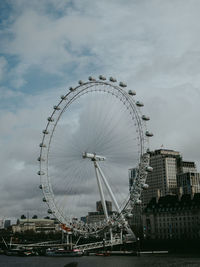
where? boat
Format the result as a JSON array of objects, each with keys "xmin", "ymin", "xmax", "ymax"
[
  {"xmin": 6, "ymin": 249, "xmax": 21, "ymax": 256},
  {"xmin": 6, "ymin": 248, "xmax": 36, "ymax": 256},
  {"xmin": 95, "ymin": 252, "xmax": 110, "ymax": 256},
  {"xmin": 46, "ymin": 248, "xmax": 83, "ymax": 257},
  {"xmin": 18, "ymin": 248, "xmax": 36, "ymax": 256}
]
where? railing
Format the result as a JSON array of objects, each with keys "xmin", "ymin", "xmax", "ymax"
[
  {"xmin": 74, "ymin": 238, "xmax": 123, "ymax": 251},
  {"xmin": 12, "ymin": 237, "xmax": 124, "ymax": 251}
]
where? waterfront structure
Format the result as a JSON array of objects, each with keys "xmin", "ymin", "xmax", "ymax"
[
  {"xmin": 86, "ymin": 200, "xmax": 116, "ymax": 224},
  {"xmin": 128, "ymin": 168, "xmax": 146, "ymax": 236},
  {"xmin": 141, "ymin": 149, "xmax": 198, "ymax": 206},
  {"xmin": 86, "ymin": 212, "xmax": 107, "ymax": 224},
  {"xmin": 96, "ymin": 200, "xmax": 112, "ymax": 213},
  {"xmin": 38, "ymin": 76, "xmax": 152, "ymax": 242},
  {"xmin": 129, "ymin": 168, "xmax": 137, "ymax": 192},
  {"xmin": 177, "ymin": 172, "xmax": 200, "ymax": 195},
  {"xmin": 12, "ymin": 218, "xmax": 59, "ymax": 233},
  {"xmin": 177, "ymin": 160, "xmax": 197, "ymax": 173},
  {"xmin": 141, "ymin": 149, "xmax": 181, "ymax": 205},
  {"xmin": 0, "ymin": 219, "xmax": 3, "ymax": 229},
  {"xmin": 129, "ymin": 148, "xmax": 200, "ymax": 239},
  {"xmin": 142, "ymin": 192, "xmax": 200, "ymax": 240},
  {"xmin": 128, "ymin": 205, "xmax": 143, "ymax": 237},
  {"xmin": 4, "ymin": 220, "xmax": 11, "ymax": 229},
  {"xmin": 176, "ymin": 160, "xmax": 200, "ymax": 195}
]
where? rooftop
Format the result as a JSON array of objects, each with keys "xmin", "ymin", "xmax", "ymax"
[
  {"xmin": 150, "ymin": 149, "xmax": 180, "ymax": 157},
  {"xmin": 144, "ymin": 193, "xmax": 200, "ymax": 213}
]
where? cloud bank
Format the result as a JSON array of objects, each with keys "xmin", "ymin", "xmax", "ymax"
[{"xmin": 0, "ymin": 0, "xmax": 200, "ymax": 218}]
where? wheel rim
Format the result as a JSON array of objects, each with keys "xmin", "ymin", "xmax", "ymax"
[{"xmin": 38, "ymin": 78, "xmax": 150, "ymax": 235}]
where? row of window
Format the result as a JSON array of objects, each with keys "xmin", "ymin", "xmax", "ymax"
[
  {"xmin": 157, "ymin": 216, "xmax": 199, "ymax": 221},
  {"xmin": 156, "ymin": 222, "xmax": 199, "ymax": 227},
  {"xmin": 157, "ymin": 228, "xmax": 197, "ymax": 234},
  {"xmin": 155, "ymin": 233, "xmax": 198, "ymax": 239}
]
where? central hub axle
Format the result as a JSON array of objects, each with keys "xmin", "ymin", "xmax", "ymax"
[{"xmin": 82, "ymin": 152, "xmax": 106, "ymax": 161}]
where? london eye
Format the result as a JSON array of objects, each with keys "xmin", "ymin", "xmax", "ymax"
[{"xmin": 38, "ymin": 75, "xmax": 153, "ymax": 238}]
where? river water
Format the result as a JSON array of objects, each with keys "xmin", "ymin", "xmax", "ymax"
[{"xmin": 1, "ymin": 254, "xmax": 200, "ymax": 267}]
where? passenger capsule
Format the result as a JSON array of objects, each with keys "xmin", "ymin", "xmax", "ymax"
[
  {"xmin": 142, "ymin": 115, "xmax": 150, "ymax": 121},
  {"xmin": 39, "ymin": 185, "xmax": 42, "ymax": 189},
  {"xmin": 39, "ymin": 143, "xmax": 46, "ymax": 148},
  {"xmin": 145, "ymin": 131, "xmax": 153, "ymax": 137},
  {"xmin": 99, "ymin": 75, "xmax": 106, "ymax": 80},
  {"xmin": 78, "ymin": 80, "xmax": 83, "ymax": 85},
  {"xmin": 109, "ymin": 77, "xmax": 117, "ymax": 82},
  {"xmin": 128, "ymin": 90, "xmax": 136, "ymax": 96},
  {"xmin": 37, "ymin": 157, "xmax": 45, "ymax": 162},
  {"xmin": 47, "ymin": 117, "xmax": 54, "ymax": 122},
  {"xmin": 43, "ymin": 197, "xmax": 47, "ymax": 202},
  {"xmin": 88, "ymin": 76, "xmax": 96, "ymax": 81},
  {"xmin": 48, "ymin": 209, "xmax": 53, "ymax": 214},
  {"xmin": 37, "ymin": 171, "xmax": 45, "ymax": 175},
  {"xmin": 42, "ymin": 130, "xmax": 49, "ymax": 134},
  {"xmin": 119, "ymin": 82, "xmax": 127, "ymax": 87},
  {"xmin": 136, "ymin": 101, "xmax": 144, "ymax": 107},
  {"xmin": 146, "ymin": 166, "xmax": 153, "ymax": 172},
  {"xmin": 54, "ymin": 105, "xmax": 60, "ymax": 110},
  {"xmin": 141, "ymin": 183, "xmax": 149, "ymax": 189},
  {"xmin": 136, "ymin": 199, "xmax": 142, "ymax": 205},
  {"xmin": 61, "ymin": 95, "xmax": 66, "ymax": 100},
  {"xmin": 69, "ymin": 87, "xmax": 74, "ymax": 91}
]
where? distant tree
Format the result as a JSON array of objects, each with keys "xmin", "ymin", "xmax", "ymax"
[
  {"xmin": 21, "ymin": 214, "xmax": 26, "ymax": 219},
  {"xmin": 32, "ymin": 215, "xmax": 38, "ymax": 219},
  {"xmin": 44, "ymin": 216, "xmax": 50, "ymax": 219}
]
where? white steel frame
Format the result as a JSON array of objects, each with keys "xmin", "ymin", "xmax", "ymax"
[{"xmin": 38, "ymin": 76, "xmax": 153, "ymax": 238}]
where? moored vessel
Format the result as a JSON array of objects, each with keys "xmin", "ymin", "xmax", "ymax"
[{"xmin": 46, "ymin": 248, "xmax": 83, "ymax": 257}]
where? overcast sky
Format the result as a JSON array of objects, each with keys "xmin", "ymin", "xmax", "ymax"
[{"xmin": 0, "ymin": 0, "xmax": 200, "ymax": 219}]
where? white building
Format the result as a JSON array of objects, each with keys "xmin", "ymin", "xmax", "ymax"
[
  {"xmin": 142, "ymin": 192, "xmax": 200, "ymax": 240},
  {"xmin": 0, "ymin": 219, "xmax": 4, "ymax": 229},
  {"xmin": 177, "ymin": 172, "xmax": 200, "ymax": 194},
  {"xmin": 12, "ymin": 218, "xmax": 60, "ymax": 233},
  {"xmin": 142, "ymin": 149, "xmax": 181, "ymax": 206}
]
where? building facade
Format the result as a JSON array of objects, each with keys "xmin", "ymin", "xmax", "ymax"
[
  {"xmin": 177, "ymin": 160, "xmax": 197, "ymax": 173},
  {"xmin": 177, "ymin": 172, "xmax": 200, "ymax": 194},
  {"xmin": 142, "ymin": 149, "xmax": 181, "ymax": 205},
  {"xmin": 129, "ymin": 168, "xmax": 137, "ymax": 192},
  {"xmin": 4, "ymin": 220, "xmax": 11, "ymax": 229},
  {"xmin": 12, "ymin": 218, "xmax": 59, "ymax": 233},
  {"xmin": 86, "ymin": 200, "xmax": 115, "ymax": 224},
  {"xmin": 142, "ymin": 193, "xmax": 200, "ymax": 240},
  {"xmin": 96, "ymin": 200, "xmax": 112, "ymax": 213}
]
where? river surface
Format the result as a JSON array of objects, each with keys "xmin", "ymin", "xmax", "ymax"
[{"xmin": 1, "ymin": 254, "xmax": 200, "ymax": 267}]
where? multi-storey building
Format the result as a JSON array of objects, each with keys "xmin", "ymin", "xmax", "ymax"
[
  {"xmin": 141, "ymin": 149, "xmax": 198, "ymax": 206},
  {"xmin": 177, "ymin": 160, "xmax": 197, "ymax": 173},
  {"xmin": 142, "ymin": 192, "xmax": 200, "ymax": 240},
  {"xmin": 0, "ymin": 219, "xmax": 3, "ymax": 229},
  {"xmin": 12, "ymin": 218, "xmax": 59, "ymax": 233},
  {"xmin": 96, "ymin": 200, "xmax": 112, "ymax": 214},
  {"xmin": 4, "ymin": 220, "xmax": 11, "ymax": 229},
  {"xmin": 142, "ymin": 149, "xmax": 181, "ymax": 205},
  {"xmin": 128, "ymin": 168, "xmax": 144, "ymax": 236},
  {"xmin": 86, "ymin": 200, "xmax": 115, "ymax": 224},
  {"xmin": 86, "ymin": 212, "xmax": 107, "ymax": 224},
  {"xmin": 129, "ymin": 168, "xmax": 137, "ymax": 192},
  {"xmin": 177, "ymin": 172, "xmax": 200, "ymax": 194},
  {"xmin": 129, "ymin": 149, "xmax": 200, "ymax": 238}
]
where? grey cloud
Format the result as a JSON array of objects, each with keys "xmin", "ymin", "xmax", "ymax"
[{"xmin": 0, "ymin": 0, "xmax": 200, "ymax": 219}]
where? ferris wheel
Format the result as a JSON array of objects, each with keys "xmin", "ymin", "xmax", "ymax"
[{"xmin": 38, "ymin": 75, "xmax": 153, "ymax": 236}]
